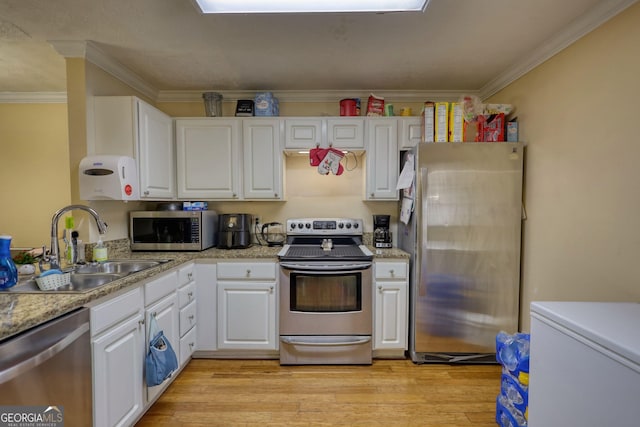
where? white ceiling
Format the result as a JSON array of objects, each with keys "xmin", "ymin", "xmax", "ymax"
[{"xmin": 0, "ymin": 0, "xmax": 636, "ymax": 101}]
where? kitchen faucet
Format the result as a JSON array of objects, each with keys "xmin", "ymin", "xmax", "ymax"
[{"xmin": 43, "ymin": 205, "xmax": 108, "ymax": 270}]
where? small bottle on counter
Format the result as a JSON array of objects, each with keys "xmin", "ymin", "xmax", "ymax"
[
  {"xmin": 94, "ymin": 238, "xmax": 108, "ymax": 263},
  {"xmin": 0, "ymin": 235, "xmax": 18, "ymax": 289}
]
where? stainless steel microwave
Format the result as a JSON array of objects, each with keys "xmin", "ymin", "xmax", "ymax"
[{"xmin": 129, "ymin": 210, "xmax": 218, "ymax": 251}]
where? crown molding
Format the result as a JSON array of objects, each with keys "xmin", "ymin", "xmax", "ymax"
[
  {"xmin": 157, "ymin": 89, "xmax": 474, "ymax": 103},
  {"xmin": 49, "ymin": 40, "xmax": 158, "ymax": 100},
  {"xmin": 0, "ymin": 92, "xmax": 67, "ymax": 103},
  {"xmin": 479, "ymin": 0, "xmax": 639, "ymax": 99}
]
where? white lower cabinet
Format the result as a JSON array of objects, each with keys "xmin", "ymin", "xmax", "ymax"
[
  {"xmin": 91, "ymin": 287, "xmax": 145, "ymax": 427},
  {"xmin": 144, "ymin": 271, "xmax": 179, "ymax": 404},
  {"xmin": 195, "ymin": 263, "xmax": 217, "ymax": 351},
  {"xmin": 178, "ymin": 263, "xmax": 197, "ymax": 366},
  {"xmin": 216, "ymin": 261, "xmax": 278, "ymax": 351},
  {"xmin": 373, "ymin": 260, "xmax": 409, "ymax": 355}
]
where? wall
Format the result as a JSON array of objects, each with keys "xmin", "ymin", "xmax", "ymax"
[
  {"xmin": 488, "ymin": 2, "xmax": 640, "ymax": 330},
  {"xmin": 0, "ymin": 103, "xmax": 70, "ymax": 248}
]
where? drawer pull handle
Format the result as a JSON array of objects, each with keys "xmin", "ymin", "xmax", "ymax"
[
  {"xmin": 188, "ymin": 315, "xmax": 194, "ymax": 321},
  {"xmin": 188, "ymin": 291, "xmax": 193, "ymax": 298}
]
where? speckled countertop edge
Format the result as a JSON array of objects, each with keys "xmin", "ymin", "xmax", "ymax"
[{"xmin": 0, "ymin": 244, "xmax": 408, "ymax": 342}]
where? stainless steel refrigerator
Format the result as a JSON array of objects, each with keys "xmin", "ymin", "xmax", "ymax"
[{"xmin": 398, "ymin": 142, "xmax": 524, "ymax": 363}]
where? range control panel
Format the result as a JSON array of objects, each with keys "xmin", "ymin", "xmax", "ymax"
[{"xmin": 286, "ymin": 218, "xmax": 363, "ymax": 235}]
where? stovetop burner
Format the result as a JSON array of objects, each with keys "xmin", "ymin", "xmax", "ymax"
[{"xmin": 279, "ymin": 218, "xmax": 372, "ymax": 262}]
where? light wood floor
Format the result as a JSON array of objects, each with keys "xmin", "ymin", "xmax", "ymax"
[{"xmin": 136, "ymin": 358, "xmax": 501, "ymax": 427}]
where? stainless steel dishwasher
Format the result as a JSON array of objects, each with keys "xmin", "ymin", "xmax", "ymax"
[{"xmin": 0, "ymin": 307, "xmax": 92, "ymax": 426}]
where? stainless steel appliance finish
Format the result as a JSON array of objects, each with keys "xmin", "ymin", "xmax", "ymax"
[
  {"xmin": 398, "ymin": 143, "xmax": 524, "ymax": 364},
  {"xmin": 0, "ymin": 307, "xmax": 92, "ymax": 425},
  {"xmin": 218, "ymin": 213, "xmax": 253, "ymax": 249},
  {"xmin": 278, "ymin": 218, "xmax": 373, "ymax": 365},
  {"xmin": 130, "ymin": 210, "xmax": 218, "ymax": 251}
]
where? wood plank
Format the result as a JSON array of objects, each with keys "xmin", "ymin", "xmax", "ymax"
[{"xmin": 136, "ymin": 359, "xmax": 502, "ymax": 426}]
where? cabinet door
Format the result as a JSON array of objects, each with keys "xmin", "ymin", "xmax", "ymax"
[
  {"xmin": 374, "ymin": 281, "xmax": 408, "ymax": 350},
  {"xmin": 93, "ymin": 314, "xmax": 144, "ymax": 427},
  {"xmin": 399, "ymin": 117, "xmax": 422, "ymax": 150},
  {"xmin": 179, "ymin": 325, "xmax": 197, "ymax": 367},
  {"xmin": 145, "ymin": 292, "xmax": 179, "ymax": 403},
  {"xmin": 195, "ymin": 263, "xmax": 217, "ymax": 351},
  {"xmin": 365, "ymin": 118, "xmax": 399, "ymax": 200},
  {"xmin": 137, "ymin": 100, "xmax": 175, "ymax": 199},
  {"xmin": 284, "ymin": 118, "xmax": 322, "ymax": 149},
  {"xmin": 176, "ymin": 118, "xmax": 241, "ymax": 199},
  {"xmin": 327, "ymin": 118, "xmax": 364, "ymax": 149},
  {"xmin": 242, "ymin": 119, "xmax": 283, "ymax": 199},
  {"xmin": 217, "ymin": 281, "xmax": 277, "ymax": 350}
]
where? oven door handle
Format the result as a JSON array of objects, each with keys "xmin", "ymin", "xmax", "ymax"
[
  {"xmin": 280, "ymin": 336, "xmax": 371, "ymax": 347},
  {"xmin": 279, "ymin": 262, "xmax": 372, "ymax": 271}
]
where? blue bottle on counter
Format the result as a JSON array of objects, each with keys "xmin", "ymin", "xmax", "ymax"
[{"xmin": 0, "ymin": 235, "xmax": 18, "ymax": 289}]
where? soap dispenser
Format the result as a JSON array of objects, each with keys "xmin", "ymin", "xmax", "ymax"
[
  {"xmin": 0, "ymin": 235, "xmax": 18, "ymax": 289},
  {"xmin": 94, "ymin": 238, "xmax": 108, "ymax": 263}
]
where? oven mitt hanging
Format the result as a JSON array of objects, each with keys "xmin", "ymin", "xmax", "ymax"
[
  {"xmin": 309, "ymin": 147, "xmax": 324, "ymax": 166},
  {"xmin": 317, "ymin": 147, "xmax": 345, "ymax": 175},
  {"xmin": 145, "ymin": 315, "xmax": 178, "ymax": 387}
]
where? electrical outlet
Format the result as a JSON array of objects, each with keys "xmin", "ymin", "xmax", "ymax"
[{"xmin": 254, "ymin": 216, "xmax": 260, "ymax": 225}]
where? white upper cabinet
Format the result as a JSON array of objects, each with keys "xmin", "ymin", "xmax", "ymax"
[
  {"xmin": 399, "ymin": 117, "xmax": 422, "ymax": 150},
  {"xmin": 284, "ymin": 117, "xmax": 364, "ymax": 150},
  {"xmin": 242, "ymin": 119, "xmax": 284, "ymax": 200},
  {"xmin": 93, "ymin": 96, "xmax": 175, "ymax": 199},
  {"xmin": 137, "ymin": 101, "xmax": 176, "ymax": 199},
  {"xmin": 175, "ymin": 118, "xmax": 241, "ymax": 199},
  {"xmin": 365, "ymin": 118, "xmax": 399, "ymax": 200}
]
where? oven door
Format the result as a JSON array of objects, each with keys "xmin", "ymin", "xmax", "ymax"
[{"xmin": 279, "ymin": 261, "xmax": 373, "ymax": 365}]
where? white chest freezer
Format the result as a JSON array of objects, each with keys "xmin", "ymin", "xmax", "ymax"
[{"xmin": 529, "ymin": 301, "xmax": 640, "ymax": 427}]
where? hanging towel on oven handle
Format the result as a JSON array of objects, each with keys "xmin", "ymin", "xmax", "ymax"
[{"xmin": 145, "ymin": 314, "xmax": 178, "ymax": 387}]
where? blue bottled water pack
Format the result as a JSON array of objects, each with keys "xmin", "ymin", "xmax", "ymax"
[{"xmin": 496, "ymin": 331, "xmax": 530, "ymax": 375}]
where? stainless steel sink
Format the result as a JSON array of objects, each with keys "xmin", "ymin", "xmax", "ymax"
[
  {"xmin": 74, "ymin": 260, "xmax": 168, "ymax": 274},
  {"xmin": 4, "ymin": 273, "xmax": 126, "ymax": 293},
  {"xmin": 2, "ymin": 259, "xmax": 170, "ymax": 293}
]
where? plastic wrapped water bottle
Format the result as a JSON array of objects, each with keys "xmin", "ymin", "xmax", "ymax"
[
  {"xmin": 0, "ymin": 235, "xmax": 18, "ymax": 289},
  {"xmin": 496, "ymin": 331, "xmax": 530, "ymax": 374}
]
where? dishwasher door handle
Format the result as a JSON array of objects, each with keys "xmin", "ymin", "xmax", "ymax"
[{"xmin": 0, "ymin": 321, "xmax": 90, "ymax": 384}]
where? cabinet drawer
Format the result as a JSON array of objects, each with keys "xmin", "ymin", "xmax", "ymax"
[
  {"xmin": 178, "ymin": 263, "xmax": 195, "ymax": 287},
  {"xmin": 178, "ymin": 281, "xmax": 196, "ymax": 308},
  {"xmin": 180, "ymin": 300, "xmax": 197, "ymax": 337},
  {"xmin": 217, "ymin": 262, "xmax": 276, "ymax": 280},
  {"xmin": 179, "ymin": 326, "xmax": 197, "ymax": 367},
  {"xmin": 144, "ymin": 271, "xmax": 178, "ymax": 306},
  {"xmin": 91, "ymin": 287, "xmax": 143, "ymax": 337},
  {"xmin": 375, "ymin": 262, "xmax": 408, "ymax": 280}
]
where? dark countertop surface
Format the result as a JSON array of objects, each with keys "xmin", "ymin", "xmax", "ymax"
[{"xmin": 0, "ymin": 244, "xmax": 408, "ymax": 342}]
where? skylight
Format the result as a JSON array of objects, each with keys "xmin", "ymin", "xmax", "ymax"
[{"xmin": 192, "ymin": 0, "xmax": 429, "ymax": 14}]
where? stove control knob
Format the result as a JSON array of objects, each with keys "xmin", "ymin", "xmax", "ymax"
[
  {"xmin": 338, "ymin": 223, "xmax": 344, "ymax": 229},
  {"xmin": 305, "ymin": 223, "xmax": 311, "ymax": 229},
  {"xmin": 354, "ymin": 223, "xmax": 359, "ymax": 229},
  {"xmin": 346, "ymin": 223, "xmax": 352, "ymax": 229}
]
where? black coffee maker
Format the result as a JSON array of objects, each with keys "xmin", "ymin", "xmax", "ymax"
[{"xmin": 373, "ymin": 215, "xmax": 392, "ymax": 248}]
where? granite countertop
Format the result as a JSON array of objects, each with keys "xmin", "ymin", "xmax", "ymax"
[{"xmin": 0, "ymin": 244, "xmax": 408, "ymax": 342}]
